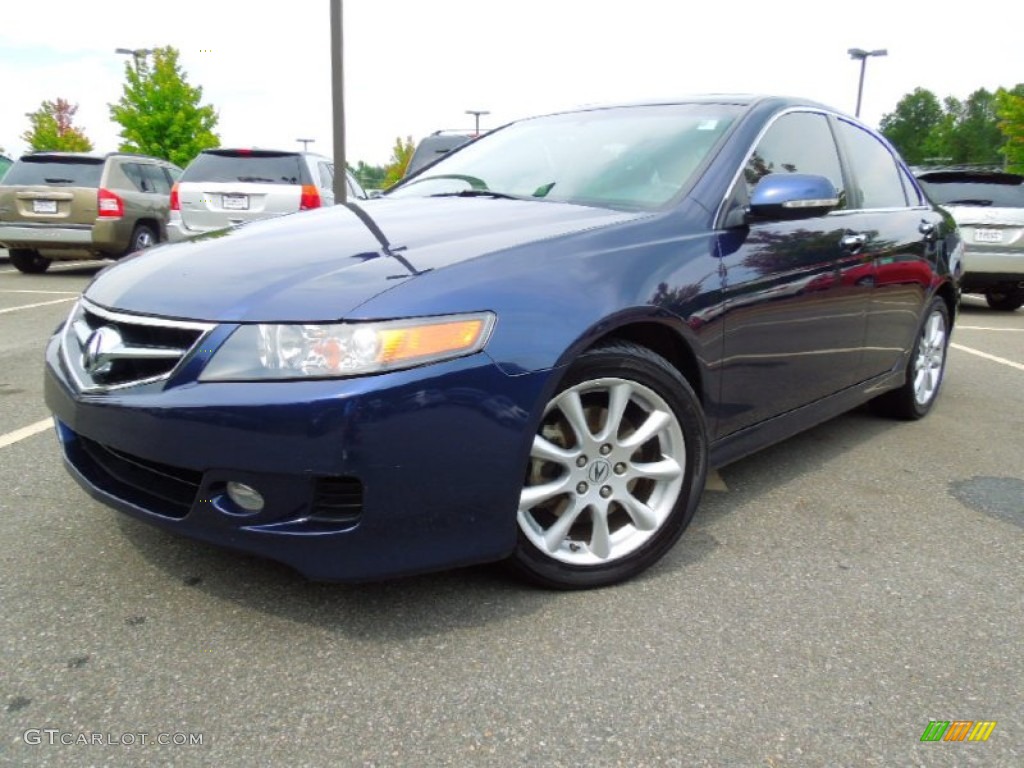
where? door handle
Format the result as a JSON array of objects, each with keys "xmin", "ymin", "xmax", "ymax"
[
  {"xmin": 840, "ymin": 233, "xmax": 867, "ymax": 251},
  {"xmin": 919, "ymin": 220, "xmax": 938, "ymax": 240}
]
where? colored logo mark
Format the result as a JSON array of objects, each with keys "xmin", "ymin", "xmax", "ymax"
[{"xmin": 920, "ymin": 720, "xmax": 997, "ymax": 742}]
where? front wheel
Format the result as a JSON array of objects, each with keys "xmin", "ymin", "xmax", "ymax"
[
  {"xmin": 509, "ymin": 342, "xmax": 708, "ymax": 589},
  {"xmin": 985, "ymin": 289, "xmax": 1023, "ymax": 312},
  {"xmin": 8, "ymin": 249, "xmax": 51, "ymax": 274},
  {"xmin": 872, "ymin": 297, "xmax": 950, "ymax": 420}
]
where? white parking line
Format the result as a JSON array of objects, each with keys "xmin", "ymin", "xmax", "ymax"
[
  {"xmin": 957, "ymin": 325, "xmax": 1024, "ymax": 332},
  {"xmin": 0, "ymin": 419, "xmax": 53, "ymax": 449},
  {"xmin": 0, "ymin": 297, "xmax": 75, "ymax": 315},
  {"xmin": 0, "ymin": 289, "xmax": 79, "ymax": 295},
  {"xmin": 950, "ymin": 343, "xmax": 1024, "ymax": 372}
]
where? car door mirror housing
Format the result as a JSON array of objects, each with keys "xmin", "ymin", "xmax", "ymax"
[{"xmin": 749, "ymin": 173, "xmax": 840, "ymax": 220}]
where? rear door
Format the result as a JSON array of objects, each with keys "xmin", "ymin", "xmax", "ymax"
[
  {"xmin": 177, "ymin": 150, "xmax": 305, "ymax": 230},
  {"xmin": 0, "ymin": 155, "xmax": 103, "ymax": 227},
  {"xmin": 832, "ymin": 119, "xmax": 942, "ymax": 379}
]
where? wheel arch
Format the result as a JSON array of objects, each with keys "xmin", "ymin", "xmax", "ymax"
[{"xmin": 584, "ymin": 319, "xmax": 706, "ymax": 407}]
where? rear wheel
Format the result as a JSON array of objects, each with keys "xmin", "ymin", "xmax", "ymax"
[
  {"xmin": 509, "ymin": 342, "xmax": 708, "ymax": 589},
  {"xmin": 125, "ymin": 223, "xmax": 158, "ymax": 256},
  {"xmin": 872, "ymin": 297, "xmax": 949, "ymax": 420},
  {"xmin": 985, "ymin": 289, "xmax": 1023, "ymax": 312},
  {"xmin": 8, "ymin": 249, "xmax": 51, "ymax": 274}
]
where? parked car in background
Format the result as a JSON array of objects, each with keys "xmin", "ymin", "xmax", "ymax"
[
  {"xmin": 167, "ymin": 148, "xmax": 366, "ymax": 242},
  {"xmin": 0, "ymin": 153, "xmax": 12, "ymax": 181},
  {"xmin": 0, "ymin": 151, "xmax": 181, "ymax": 273},
  {"xmin": 45, "ymin": 96, "xmax": 959, "ymax": 589},
  {"xmin": 404, "ymin": 131, "xmax": 478, "ymax": 178},
  {"xmin": 916, "ymin": 168, "xmax": 1024, "ymax": 310}
]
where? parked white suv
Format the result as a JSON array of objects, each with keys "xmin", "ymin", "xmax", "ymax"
[{"xmin": 167, "ymin": 148, "xmax": 366, "ymax": 242}]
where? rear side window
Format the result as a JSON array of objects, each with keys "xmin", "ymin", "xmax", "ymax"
[
  {"xmin": 3, "ymin": 157, "xmax": 104, "ymax": 187},
  {"xmin": 182, "ymin": 151, "xmax": 307, "ymax": 184},
  {"xmin": 744, "ymin": 112, "xmax": 845, "ymax": 203},
  {"xmin": 835, "ymin": 120, "xmax": 907, "ymax": 209},
  {"xmin": 917, "ymin": 175, "xmax": 1024, "ymax": 208},
  {"xmin": 318, "ymin": 162, "xmax": 333, "ymax": 189},
  {"xmin": 140, "ymin": 164, "xmax": 171, "ymax": 194}
]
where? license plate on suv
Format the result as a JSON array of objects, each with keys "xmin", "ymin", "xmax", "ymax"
[
  {"xmin": 32, "ymin": 199, "xmax": 58, "ymax": 214},
  {"xmin": 222, "ymin": 194, "xmax": 249, "ymax": 211},
  {"xmin": 973, "ymin": 229, "xmax": 1003, "ymax": 243}
]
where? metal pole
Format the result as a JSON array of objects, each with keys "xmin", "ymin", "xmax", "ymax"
[
  {"xmin": 330, "ymin": 0, "xmax": 347, "ymax": 203},
  {"xmin": 855, "ymin": 57, "xmax": 867, "ymax": 118}
]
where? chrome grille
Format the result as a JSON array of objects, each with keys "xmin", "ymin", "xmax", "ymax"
[{"xmin": 61, "ymin": 299, "xmax": 215, "ymax": 391}]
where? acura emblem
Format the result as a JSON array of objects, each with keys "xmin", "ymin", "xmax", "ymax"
[
  {"xmin": 82, "ymin": 326, "xmax": 123, "ymax": 375},
  {"xmin": 587, "ymin": 460, "xmax": 611, "ymax": 484}
]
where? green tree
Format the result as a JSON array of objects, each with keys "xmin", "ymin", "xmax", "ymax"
[
  {"xmin": 880, "ymin": 88, "xmax": 943, "ymax": 164},
  {"xmin": 382, "ymin": 136, "xmax": 415, "ymax": 187},
  {"xmin": 351, "ymin": 160, "xmax": 387, "ymax": 191},
  {"xmin": 21, "ymin": 98, "xmax": 93, "ymax": 152},
  {"xmin": 996, "ymin": 85, "xmax": 1024, "ymax": 173},
  {"xmin": 109, "ymin": 46, "xmax": 219, "ymax": 167}
]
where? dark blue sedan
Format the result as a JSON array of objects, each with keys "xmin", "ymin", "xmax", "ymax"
[{"xmin": 44, "ymin": 96, "xmax": 960, "ymax": 588}]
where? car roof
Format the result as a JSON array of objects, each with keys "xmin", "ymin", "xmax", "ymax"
[{"xmin": 538, "ymin": 94, "xmax": 838, "ymax": 116}]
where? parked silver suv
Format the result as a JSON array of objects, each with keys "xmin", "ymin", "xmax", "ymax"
[
  {"xmin": 167, "ymin": 148, "xmax": 366, "ymax": 242},
  {"xmin": 917, "ymin": 169, "xmax": 1024, "ymax": 311}
]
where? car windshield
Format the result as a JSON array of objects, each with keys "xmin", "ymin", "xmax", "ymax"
[
  {"xmin": 918, "ymin": 174, "xmax": 1024, "ymax": 208},
  {"xmin": 388, "ymin": 104, "xmax": 741, "ymax": 210},
  {"xmin": 183, "ymin": 151, "xmax": 305, "ymax": 185},
  {"xmin": 3, "ymin": 157, "xmax": 104, "ymax": 187}
]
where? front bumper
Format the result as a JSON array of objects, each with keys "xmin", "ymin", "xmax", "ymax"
[{"xmin": 45, "ymin": 332, "xmax": 554, "ymax": 581}]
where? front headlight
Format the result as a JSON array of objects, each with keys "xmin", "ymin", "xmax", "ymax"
[{"xmin": 200, "ymin": 313, "xmax": 495, "ymax": 381}]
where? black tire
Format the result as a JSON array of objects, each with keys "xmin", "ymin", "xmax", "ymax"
[
  {"xmin": 124, "ymin": 223, "xmax": 158, "ymax": 256},
  {"xmin": 872, "ymin": 297, "xmax": 950, "ymax": 420},
  {"xmin": 985, "ymin": 289, "xmax": 1023, "ymax": 312},
  {"xmin": 8, "ymin": 249, "xmax": 51, "ymax": 274},
  {"xmin": 508, "ymin": 341, "xmax": 708, "ymax": 589}
]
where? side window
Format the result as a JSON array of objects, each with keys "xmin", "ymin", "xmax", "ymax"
[
  {"xmin": 120, "ymin": 162, "xmax": 148, "ymax": 192},
  {"xmin": 140, "ymin": 164, "xmax": 171, "ymax": 195},
  {"xmin": 744, "ymin": 112, "xmax": 845, "ymax": 204},
  {"xmin": 835, "ymin": 120, "xmax": 908, "ymax": 209},
  {"xmin": 318, "ymin": 162, "xmax": 334, "ymax": 189}
]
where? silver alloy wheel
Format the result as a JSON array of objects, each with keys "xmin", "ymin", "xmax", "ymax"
[
  {"xmin": 134, "ymin": 228, "xmax": 155, "ymax": 250},
  {"xmin": 518, "ymin": 377, "xmax": 686, "ymax": 565},
  {"xmin": 913, "ymin": 309, "xmax": 947, "ymax": 406}
]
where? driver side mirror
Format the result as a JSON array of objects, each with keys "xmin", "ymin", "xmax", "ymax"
[{"xmin": 748, "ymin": 173, "xmax": 841, "ymax": 220}]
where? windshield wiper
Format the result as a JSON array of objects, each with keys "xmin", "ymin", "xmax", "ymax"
[
  {"xmin": 944, "ymin": 199, "xmax": 993, "ymax": 206},
  {"xmin": 427, "ymin": 189, "xmax": 525, "ymax": 201},
  {"xmin": 43, "ymin": 178, "xmax": 74, "ymax": 183},
  {"xmin": 236, "ymin": 176, "xmax": 275, "ymax": 183}
]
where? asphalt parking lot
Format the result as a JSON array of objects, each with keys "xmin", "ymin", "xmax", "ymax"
[{"xmin": 1, "ymin": 252, "xmax": 1021, "ymax": 767}]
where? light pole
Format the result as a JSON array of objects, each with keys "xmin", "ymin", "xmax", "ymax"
[
  {"xmin": 330, "ymin": 0, "xmax": 347, "ymax": 203},
  {"xmin": 115, "ymin": 47, "xmax": 154, "ymax": 70},
  {"xmin": 465, "ymin": 110, "xmax": 490, "ymax": 136},
  {"xmin": 847, "ymin": 48, "xmax": 887, "ymax": 118},
  {"xmin": 297, "ymin": 138, "xmax": 315, "ymax": 151}
]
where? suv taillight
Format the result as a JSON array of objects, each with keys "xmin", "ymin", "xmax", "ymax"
[
  {"xmin": 299, "ymin": 184, "xmax": 321, "ymax": 210},
  {"xmin": 97, "ymin": 188, "xmax": 124, "ymax": 218},
  {"xmin": 170, "ymin": 183, "xmax": 180, "ymax": 211}
]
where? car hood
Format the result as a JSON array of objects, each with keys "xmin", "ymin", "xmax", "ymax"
[{"xmin": 85, "ymin": 197, "xmax": 644, "ymax": 322}]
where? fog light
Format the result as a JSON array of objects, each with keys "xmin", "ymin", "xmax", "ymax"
[{"xmin": 226, "ymin": 482, "xmax": 264, "ymax": 512}]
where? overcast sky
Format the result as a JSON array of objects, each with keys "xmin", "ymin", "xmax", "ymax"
[{"xmin": 1, "ymin": 0, "xmax": 1021, "ymax": 167}]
